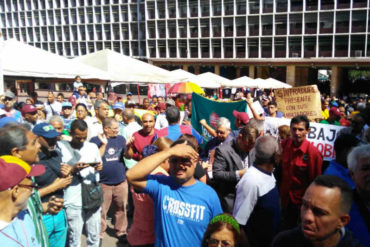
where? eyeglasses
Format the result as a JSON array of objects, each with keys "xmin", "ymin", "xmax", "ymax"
[
  {"xmin": 9, "ymin": 183, "xmax": 38, "ymax": 191},
  {"xmin": 207, "ymin": 238, "xmax": 234, "ymax": 247}
]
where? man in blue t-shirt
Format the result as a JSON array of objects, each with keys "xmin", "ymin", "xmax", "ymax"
[
  {"xmin": 127, "ymin": 139, "xmax": 222, "ymax": 247},
  {"xmin": 90, "ymin": 118, "xmax": 128, "ymax": 244}
]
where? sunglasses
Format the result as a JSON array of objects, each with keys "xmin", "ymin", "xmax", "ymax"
[
  {"xmin": 4, "ymin": 97, "xmax": 13, "ymax": 101},
  {"xmin": 9, "ymin": 183, "xmax": 38, "ymax": 191},
  {"xmin": 63, "ymin": 107, "xmax": 73, "ymax": 110}
]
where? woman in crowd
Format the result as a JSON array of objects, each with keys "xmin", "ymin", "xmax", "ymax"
[{"xmin": 202, "ymin": 213, "xmax": 242, "ymax": 247}]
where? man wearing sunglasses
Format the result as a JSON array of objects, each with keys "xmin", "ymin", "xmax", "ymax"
[
  {"xmin": 2, "ymin": 91, "xmax": 22, "ymax": 123},
  {"xmin": 0, "ymin": 155, "xmax": 46, "ymax": 246},
  {"xmin": 127, "ymin": 140, "xmax": 222, "ymax": 247}
]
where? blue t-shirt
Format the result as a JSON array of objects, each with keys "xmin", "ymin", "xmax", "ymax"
[
  {"xmin": 323, "ymin": 160, "xmax": 355, "ymax": 189},
  {"xmin": 143, "ymin": 175, "xmax": 222, "ymax": 247},
  {"xmin": 90, "ymin": 135, "xmax": 126, "ymax": 185},
  {"xmin": 0, "ymin": 210, "xmax": 40, "ymax": 247},
  {"xmin": 155, "ymin": 124, "xmax": 203, "ymax": 145}
]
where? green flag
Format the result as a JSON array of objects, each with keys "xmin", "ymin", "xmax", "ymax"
[{"xmin": 191, "ymin": 93, "xmax": 247, "ymax": 142}]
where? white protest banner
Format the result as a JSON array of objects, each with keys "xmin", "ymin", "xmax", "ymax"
[
  {"xmin": 246, "ymin": 101, "xmax": 264, "ymax": 119},
  {"xmin": 264, "ymin": 117, "xmax": 348, "ymax": 160},
  {"xmin": 275, "ymin": 85, "xmax": 322, "ymax": 119}
]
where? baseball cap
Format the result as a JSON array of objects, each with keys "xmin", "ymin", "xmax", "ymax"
[
  {"xmin": 33, "ymin": 123, "xmax": 61, "ymax": 139},
  {"xmin": 157, "ymin": 103, "xmax": 166, "ymax": 111},
  {"xmin": 262, "ymin": 95, "xmax": 269, "ymax": 101},
  {"xmin": 329, "ymin": 107, "xmax": 341, "ymax": 117},
  {"xmin": 62, "ymin": 102, "xmax": 73, "ymax": 108},
  {"xmin": 113, "ymin": 102, "xmax": 125, "ymax": 110},
  {"xmin": 233, "ymin": 110, "xmax": 250, "ymax": 125},
  {"xmin": 0, "ymin": 116, "xmax": 17, "ymax": 128},
  {"xmin": 4, "ymin": 91, "xmax": 15, "ymax": 99},
  {"xmin": 21, "ymin": 104, "xmax": 37, "ymax": 116},
  {"xmin": 127, "ymin": 92, "xmax": 132, "ymax": 96},
  {"xmin": 0, "ymin": 155, "xmax": 45, "ymax": 191}
]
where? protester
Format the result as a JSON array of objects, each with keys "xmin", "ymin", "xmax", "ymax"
[
  {"xmin": 321, "ymin": 99, "xmax": 330, "ymax": 119},
  {"xmin": 272, "ymin": 175, "xmax": 362, "ymax": 247},
  {"xmin": 125, "ymin": 113, "xmax": 156, "ymax": 161},
  {"xmin": 320, "ymin": 107, "xmax": 341, "ymax": 125},
  {"xmin": 57, "ymin": 93, "xmax": 65, "ymax": 103},
  {"xmin": 90, "ymin": 118, "xmax": 128, "ymax": 244},
  {"xmin": 61, "ymin": 101, "xmax": 75, "ymax": 131},
  {"xmin": 213, "ymin": 125, "xmax": 258, "ymax": 213},
  {"xmin": 280, "ymin": 115, "xmax": 323, "ymax": 229},
  {"xmin": 87, "ymin": 100, "xmax": 109, "ymax": 141},
  {"xmin": 201, "ymin": 214, "xmax": 242, "ymax": 247},
  {"xmin": 0, "ymin": 155, "xmax": 46, "ymax": 247},
  {"xmin": 338, "ymin": 113, "xmax": 368, "ymax": 144},
  {"xmin": 44, "ymin": 92, "xmax": 62, "ymax": 120},
  {"xmin": 126, "ymin": 139, "xmax": 222, "ymax": 247},
  {"xmin": 33, "ymin": 123, "xmax": 72, "ymax": 247},
  {"xmin": 73, "ymin": 75, "xmax": 83, "ymax": 93},
  {"xmin": 58, "ymin": 119, "xmax": 103, "ymax": 247},
  {"xmin": 200, "ymin": 117, "xmax": 232, "ymax": 159},
  {"xmin": 230, "ymin": 110, "xmax": 250, "ymax": 137},
  {"xmin": 120, "ymin": 108, "xmax": 142, "ymax": 169},
  {"xmin": 347, "ymin": 144, "xmax": 370, "ymax": 246},
  {"xmin": 127, "ymin": 137, "xmax": 173, "ymax": 247},
  {"xmin": 154, "ymin": 103, "xmax": 167, "ymax": 129},
  {"xmin": 3, "ymin": 91, "xmax": 22, "ymax": 122},
  {"xmin": 22, "ymin": 104, "xmax": 39, "ymax": 129},
  {"xmin": 233, "ymin": 136, "xmax": 281, "ymax": 247},
  {"xmin": 0, "ymin": 124, "xmax": 62, "ymax": 247}
]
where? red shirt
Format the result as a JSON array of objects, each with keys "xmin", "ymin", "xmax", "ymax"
[
  {"xmin": 280, "ymin": 138, "xmax": 323, "ymax": 207},
  {"xmin": 131, "ymin": 129, "xmax": 157, "ymax": 161}
]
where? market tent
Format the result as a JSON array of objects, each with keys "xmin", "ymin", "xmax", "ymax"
[
  {"xmin": 169, "ymin": 69, "xmax": 195, "ymax": 80},
  {"xmin": 229, "ymin": 76, "xmax": 258, "ymax": 88},
  {"xmin": 74, "ymin": 49, "xmax": 172, "ymax": 83},
  {"xmin": 168, "ymin": 72, "xmax": 221, "ymax": 88},
  {"xmin": 2, "ymin": 39, "xmax": 109, "ymax": 80},
  {"xmin": 265, "ymin": 78, "xmax": 292, "ymax": 88}
]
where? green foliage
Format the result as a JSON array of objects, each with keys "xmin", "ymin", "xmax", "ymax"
[{"xmin": 348, "ymin": 70, "xmax": 370, "ymax": 81}]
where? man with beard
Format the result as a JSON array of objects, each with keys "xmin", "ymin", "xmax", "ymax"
[
  {"xmin": 90, "ymin": 118, "xmax": 129, "ymax": 244},
  {"xmin": 0, "ymin": 155, "xmax": 46, "ymax": 246},
  {"xmin": 272, "ymin": 175, "xmax": 363, "ymax": 247},
  {"xmin": 127, "ymin": 140, "xmax": 222, "ymax": 247},
  {"xmin": 32, "ymin": 123, "xmax": 73, "ymax": 247},
  {"xmin": 125, "ymin": 113, "xmax": 156, "ymax": 161}
]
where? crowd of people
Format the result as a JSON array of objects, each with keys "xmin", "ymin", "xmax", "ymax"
[{"xmin": 0, "ymin": 80, "xmax": 369, "ymax": 247}]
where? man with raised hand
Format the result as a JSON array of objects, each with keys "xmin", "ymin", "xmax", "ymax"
[{"xmin": 126, "ymin": 140, "xmax": 222, "ymax": 247}]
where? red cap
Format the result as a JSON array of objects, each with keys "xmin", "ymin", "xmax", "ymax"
[
  {"xmin": 329, "ymin": 107, "xmax": 341, "ymax": 117},
  {"xmin": 0, "ymin": 155, "xmax": 45, "ymax": 191},
  {"xmin": 233, "ymin": 110, "xmax": 250, "ymax": 125},
  {"xmin": 21, "ymin": 104, "xmax": 37, "ymax": 116}
]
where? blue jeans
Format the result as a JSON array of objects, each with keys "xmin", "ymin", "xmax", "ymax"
[
  {"xmin": 42, "ymin": 209, "xmax": 67, "ymax": 247},
  {"xmin": 65, "ymin": 207, "xmax": 101, "ymax": 247}
]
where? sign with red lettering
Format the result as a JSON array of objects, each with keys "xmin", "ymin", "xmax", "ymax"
[
  {"xmin": 264, "ymin": 117, "xmax": 347, "ymax": 160},
  {"xmin": 275, "ymin": 85, "xmax": 322, "ymax": 119}
]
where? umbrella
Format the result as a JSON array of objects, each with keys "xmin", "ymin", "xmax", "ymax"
[{"xmin": 167, "ymin": 82, "xmax": 205, "ymax": 95}]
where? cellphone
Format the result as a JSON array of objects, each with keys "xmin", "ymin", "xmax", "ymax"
[{"xmin": 87, "ymin": 162, "xmax": 100, "ymax": 167}]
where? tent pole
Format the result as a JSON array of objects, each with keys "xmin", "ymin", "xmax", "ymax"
[{"xmin": 137, "ymin": 84, "xmax": 141, "ymax": 105}]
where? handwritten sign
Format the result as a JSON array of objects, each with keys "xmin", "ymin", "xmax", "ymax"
[
  {"xmin": 264, "ymin": 117, "xmax": 347, "ymax": 160},
  {"xmin": 275, "ymin": 85, "xmax": 321, "ymax": 119}
]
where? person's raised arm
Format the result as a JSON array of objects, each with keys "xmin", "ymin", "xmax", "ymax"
[
  {"xmin": 246, "ymin": 99, "xmax": 265, "ymax": 121},
  {"xmin": 200, "ymin": 119, "xmax": 217, "ymax": 137},
  {"xmin": 126, "ymin": 143, "xmax": 198, "ymax": 190}
]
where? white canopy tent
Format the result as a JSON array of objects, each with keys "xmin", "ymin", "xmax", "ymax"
[
  {"xmin": 74, "ymin": 49, "xmax": 172, "ymax": 83},
  {"xmin": 169, "ymin": 69, "xmax": 195, "ymax": 80},
  {"xmin": 168, "ymin": 72, "xmax": 222, "ymax": 89},
  {"xmin": 229, "ymin": 76, "xmax": 258, "ymax": 88},
  {"xmin": 264, "ymin": 78, "xmax": 292, "ymax": 88},
  {"xmin": 2, "ymin": 39, "xmax": 109, "ymax": 80}
]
